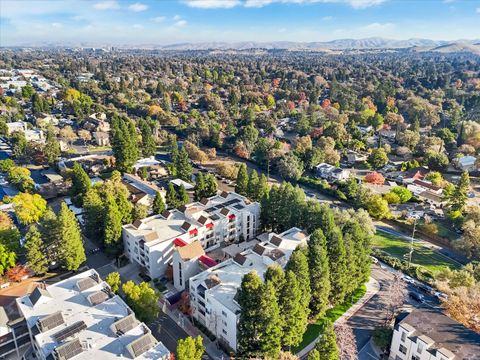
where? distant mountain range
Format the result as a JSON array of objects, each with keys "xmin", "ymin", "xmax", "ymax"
[{"xmin": 158, "ymin": 37, "xmax": 480, "ymax": 54}]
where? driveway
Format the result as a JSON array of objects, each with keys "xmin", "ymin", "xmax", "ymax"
[{"xmin": 148, "ymin": 311, "xmax": 189, "ymax": 355}]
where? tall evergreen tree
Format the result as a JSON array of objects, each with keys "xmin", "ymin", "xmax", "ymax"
[
  {"xmin": 70, "ymin": 162, "xmax": 91, "ymax": 207},
  {"xmin": 238, "ymin": 271, "xmax": 264, "ymax": 358},
  {"xmin": 264, "ymin": 264, "xmax": 285, "ymax": 294},
  {"xmin": 327, "ymin": 226, "xmax": 348, "ymax": 305},
  {"xmin": 43, "ymin": 126, "xmax": 61, "ymax": 165},
  {"xmin": 83, "ymin": 187, "xmax": 104, "ymax": 240},
  {"xmin": 315, "ymin": 322, "xmax": 339, "ymax": 360},
  {"xmin": 258, "ymin": 174, "xmax": 269, "ymax": 201},
  {"xmin": 166, "ymin": 183, "xmax": 179, "ymax": 209},
  {"xmin": 258, "ymin": 281, "xmax": 282, "ymax": 359},
  {"xmin": 57, "ymin": 203, "xmax": 85, "ymax": 271},
  {"xmin": 279, "ymin": 270, "xmax": 308, "ymax": 348},
  {"xmin": 177, "ymin": 184, "xmax": 190, "ymax": 206},
  {"xmin": 235, "ymin": 164, "xmax": 248, "ymax": 196},
  {"xmin": 175, "ymin": 147, "xmax": 193, "ymax": 182},
  {"xmin": 153, "ymin": 191, "xmax": 166, "ymax": 214},
  {"xmin": 139, "ymin": 120, "xmax": 156, "ymax": 157},
  {"xmin": 247, "ymin": 170, "xmax": 259, "ymax": 200},
  {"xmin": 448, "ymin": 171, "xmax": 470, "ymax": 214},
  {"xmin": 110, "ymin": 115, "xmax": 139, "ymax": 173},
  {"xmin": 204, "ymin": 174, "xmax": 218, "ymax": 198},
  {"xmin": 194, "ymin": 172, "xmax": 206, "ymax": 201},
  {"xmin": 286, "ymin": 247, "xmax": 311, "ymax": 317},
  {"xmin": 104, "ymin": 196, "xmax": 123, "ymax": 254},
  {"xmin": 308, "ymin": 229, "xmax": 331, "ymax": 319},
  {"xmin": 24, "ymin": 225, "xmax": 48, "ymax": 275}
]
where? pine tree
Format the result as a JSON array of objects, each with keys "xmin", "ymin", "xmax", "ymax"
[
  {"xmin": 153, "ymin": 191, "xmax": 166, "ymax": 214},
  {"xmin": 238, "ymin": 271, "xmax": 264, "ymax": 358},
  {"xmin": 264, "ymin": 264, "xmax": 285, "ymax": 294},
  {"xmin": 204, "ymin": 174, "xmax": 218, "ymax": 198},
  {"xmin": 44, "ymin": 126, "xmax": 61, "ymax": 165},
  {"xmin": 83, "ymin": 188, "xmax": 104, "ymax": 240},
  {"xmin": 194, "ymin": 172, "xmax": 206, "ymax": 201},
  {"xmin": 177, "ymin": 184, "xmax": 190, "ymax": 206},
  {"xmin": 457, "ymin": 121, "xmax": 467, "ymax": 146},
  {"xmin": 327, "ymin": 226, "xmax": 348, "ymax": 305},
  {"xmin": 315, "ymin": 322, "xmax": 339, "ymax": 360},
  {"xmin": 104, "ymin": 197, "xmax": 123, "ymax": 254},
  {"xmin": 175, "ymin": 147, "xmax": 193, "ymax": 182},
  {"xmin": 279, "ymin": 270, "xmax": 308, "ymax": 348},
  {"xmin": 258, "ymin": 281, "xmax": 282, "ymax": 358},
  {"xmin": 258, "ymin": 174, "xmax": 269, "ymax": 201},
  {"xmin": 24, "ymin": 225, "xmax": 48, "ymax": 275},
  {"xmin": 169, "ymin": 134, "xmax": 179, "ymax": 163},
  {"xmin": 57, "ymin": 203, "xmax": 86, "ymax": 271},
  {"xmin": 110, "ymin": 115, "xmax": 139, "ymax": 173},
  {"xmin": 286, "ymin": 247, "xmax": 311, "ymax": 317},
  {"xmin": 139, "ymin": 120, "xmax": 156, "ymax": 157},
  {"xmin": 70, "ymin": 162, "xmax": 91, "ymax": 207},
  {"xmin": 166, "ymin": 183, "xmax": 179, "ymax": 209},
  {"xmin": 247, "ymin": 170, "xmax": 260, "ymax": 200},
  {"xmin": 308, "ymin": 229, "xmax": 331, "ymax": 319},
  {"xmin": 235, "ymin": 163, "xmax": 248, "ymax": 196},
  {"xmin": 132, "ymin": 203, "xmax": 148, "ymax": 222},
  {"xmin": 448, "ymin": 171, "xmax": 470, "ymax": 213}
]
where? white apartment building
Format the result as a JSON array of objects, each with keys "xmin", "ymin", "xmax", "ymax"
[
  {"xmin": 188, "ymin": 227, "xmax": 308, "ymax": 352},
  {"xmin": 389, "ymin": 308, "xmax": 480, "ymax": 360},
  {"xmin": 122, "ymin": 191, "xmax": 260, "ymax": 279},
  {"xmin": 15, "ymin": 269, "xmax": 170, "ymax": 360}
]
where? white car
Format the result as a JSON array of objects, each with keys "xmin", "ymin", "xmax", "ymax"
[
  {"xmin": 370, "ymin": 256, "xmax": 378, "ymax": 264},
  {"xmin": 402, "ymin": 275, "xmax": 415, "ymax": 284}
]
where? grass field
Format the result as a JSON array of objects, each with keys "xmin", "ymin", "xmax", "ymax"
[
  {"xmin": 294, "ymin": 285, "xmax": 367, "ymax": 352},
  {"xmin": 372, "ymin": 232, "xmax": 462, "ymax": 274}
]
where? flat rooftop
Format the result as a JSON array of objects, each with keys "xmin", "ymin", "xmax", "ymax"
[
  {"xmin": 16, "ymin": 269, "xmax": 169, "ymax": 360},
  {"xmin": 399, "ymin": 308, "xmax": 480, "ymax": 360},
  {"xmin": 123, "ymin": 191, "xmax": 258, "ymax": 248}
]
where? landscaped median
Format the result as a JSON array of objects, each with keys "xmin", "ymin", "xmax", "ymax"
[{"xmin": 295, "ymin": 280, "xmax": 378, "ymax": 356}]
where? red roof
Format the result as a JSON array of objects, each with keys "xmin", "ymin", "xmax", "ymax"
[
  {"xmin": 173, "ymin": 238, "xmax": 188, "ymax": 247},
  {"xmin": 206, "ymin": 223, "xmax": 214, "ymax": 229},
  {"xmin": 189, "ymin": 228, "xmax": 198, "ymax": 236},
  {"xmin": 228, "ymin": 214, "xmax": 236, "ymax": 220},
  {"xmin": 199, "ymin": 255, "xmax": 217, "ymax": 268}
]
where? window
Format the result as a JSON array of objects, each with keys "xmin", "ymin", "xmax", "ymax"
[
  {"xmin": 399, "ymin": 345, "xmax": 407, "ymax": 355},
  {"xmin": 222, "ymin": 310, "xmax": 227, "ymax": 317},
  {"xmin": 411, "ymin": 356, "xmax": 419, "ymax": 360},
  {"xmin": 417, "ymin": 342, "xmax": 423, "ymax": 354},
  {"xmin": 401, "ymin": 331, "xmax": 406, "ymax": 342},
  {"xmin": 222, "ymin": 329, "xmax": 227, "ymax": 335}
]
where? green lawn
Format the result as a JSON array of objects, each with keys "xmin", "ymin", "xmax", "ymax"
[
  {"xmin": 294, "ymin": 285, "xmax": 367, "ymax": 352},
  {"xmin": 372, "ymin": 232, "xmax": 462, "ymax": 274}
]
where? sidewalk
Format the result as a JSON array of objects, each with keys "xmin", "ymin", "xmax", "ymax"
[
  {"xmin": 162, "ymin": 302, "xmax": 229, "ymax": 360},
  {"xmin": 297, "ymin": 277, "xmax": 380, "ymax": 359}
]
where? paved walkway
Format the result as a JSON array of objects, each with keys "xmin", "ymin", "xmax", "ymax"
[
  {"xmin": 297, "ymin": 277, "xmax": 380, "ymax": 359},
  {"xmin": 161, "ymin": 301, "xmax": 229, "ymax": 360}
]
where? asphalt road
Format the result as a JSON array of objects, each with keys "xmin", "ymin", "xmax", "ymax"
[
  {"xmin": 148, "ymin": 311, "xmax": 189, "ymax": 355},
  {"xmin": 350, "ymin": 264, "xmax": 441, "ymax": 359}
]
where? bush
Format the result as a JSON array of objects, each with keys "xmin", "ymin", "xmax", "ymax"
[{"xmin": 372, "ymin": 326, "xmax": 393, "ymax": 351}]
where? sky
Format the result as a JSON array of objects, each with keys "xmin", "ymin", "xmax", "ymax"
[{"xmin": 1, "ymin": 0, "xmax": 480, "ymax": 46}]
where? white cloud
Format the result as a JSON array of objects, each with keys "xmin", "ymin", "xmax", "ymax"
[
  {"xmin": 322, "ymin": 15, "xmax": 333, "ymax": 20},
  {"xmin": 173, "ymin": 14, "xmax": 182, "ymax": 20},
  {"xmin": 476, "ymin": 7, "xmax": 480, "ymax": 13},
  {"xmin": 183, "ymin": 0, "xmax": 242, "ymax": 8},
  {"xmin": 93, "ymin": 1, "xmax": 119, "ymax": 10},
  {"xmin": 151, "ymin": 16, "xmax": 166, "ymax": 22},
  {"xmin": 51, "ymin": 22, "xmax": 63, "ymax": 28},
  {"xmin": 184, "ymin": 0, "xmax": 386, "ymax": 9},
  {"xmin": 129, "ymin": 2, "xmax": 148, "ymax": 12},
  {"xmin": 175, "ymin": 19, "xmax": 188, "ymax": 27},
  {"xmin": 132, "ymin": 24, "xmax": 144, "ymax": 29},
  {"xmin": 361, "ymin": 22, "xmax": 395, "ymax": 30}
]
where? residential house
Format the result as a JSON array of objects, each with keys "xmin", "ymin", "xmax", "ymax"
[
  {"xmin": 346, "ymin": 150, "xmax": 368, "ymax": 164},
  {"xmin": 122, "ymin": 173, "xmax": 166, "ymax": 210},
  {"xmin": 389, "ymin": 308, "xmax": 480, "ymax": 360},
  {"xmin": 15, "ymin": 269, "xmax": 170, "ymax": 360},
  {"xmin": 455, "ymin": 155, "xmax": 477, "ymax": 172},
  {"xmin": 35, "ymin": 113, "xmax": 58, "ymax": 128},
  {"xmin": 6, "ymin": 121, "xmax": 27, "ymax": 136},
  {"xmin": 122, "ymin": 191, "xmax": 260, "ymax": 279},
  {"xmin": 315, "ymin": 163, "xmax": 350, "ymax": 182},
  {"xmin": 93, "ymin": 131, "xmax": 110, "ymax": 146}
]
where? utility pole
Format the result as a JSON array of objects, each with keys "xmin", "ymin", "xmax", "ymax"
[{"xmin": 408, "ymin": 216, "xmax": 418, "ymax": 268}]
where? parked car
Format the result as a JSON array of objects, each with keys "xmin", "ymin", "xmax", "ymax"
[
  {"xmin": 370, "ymin": 256, "xmax": 378, "ymax": 264},
  {"xmin": 402, "ymin": 275, "xmax": 415, "ymax": 284},
  {"xmin": 409, "ymin": 291, "xmax": 425, "ymax": 303},
  {"xmin": 434, "ymin": 291, "xmax": 448, "ymax": 301},
  {"xmin": 417, "ymin": 283, "xmax": 433, "ymax": 294}
]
